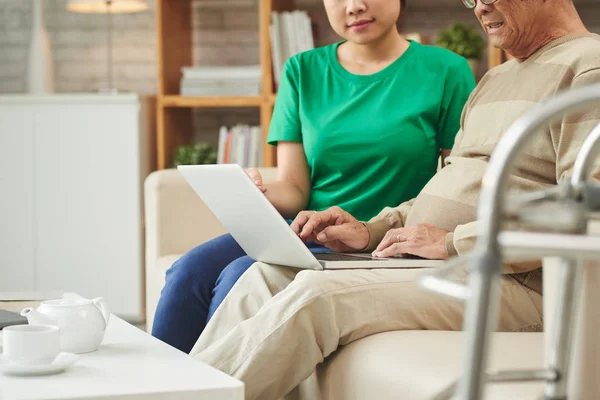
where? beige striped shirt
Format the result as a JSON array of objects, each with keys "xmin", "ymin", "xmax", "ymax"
[{"xmin": 364, "ymin": 34, "xmax": 600, "ymax": 294}]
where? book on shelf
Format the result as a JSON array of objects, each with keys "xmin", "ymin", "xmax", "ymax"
[
  {"xmin": 270, "ymin": 10, "xmax": 315, "ymax": 89},
  {"xmin": 181, "ymin": 84, "xmax": 260, "ymax": 97},
  {"xmin": 180, "ymin": 65, "xmax": 262, "ymax": 97},
  {"xmin": 217, "ymin": 124, "xmax": 263, "ymax": 168},
  {"xmin": 181, "ymin": 65, "xmax": 261, "ymax": 80}
]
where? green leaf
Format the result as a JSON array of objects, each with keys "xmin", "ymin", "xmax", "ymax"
[
  {"xmin": 170, "ymin": 142, "xmax": 218, "ymax": 168},
  {"xmin": 435, "ymin": 22, "xmax": 485, "ymax": 60}
]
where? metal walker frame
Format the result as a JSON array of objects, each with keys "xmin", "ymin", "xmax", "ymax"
[{"xmin": 420, "ymin": 84, "xmax": 600, "ymax": 400}]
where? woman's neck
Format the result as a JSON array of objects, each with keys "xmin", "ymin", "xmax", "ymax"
[{"xmin": 342, "ymin": 27, "xmax": 408, "ymax": 65}]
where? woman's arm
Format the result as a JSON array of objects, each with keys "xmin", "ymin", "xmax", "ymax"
[
  {"xmin": 258, "ymin": 57, "xmax": 310, "ymax": 218},
  {"xmin": 262, "ymin": 141, "xmax": 311, "ymax": 219}
]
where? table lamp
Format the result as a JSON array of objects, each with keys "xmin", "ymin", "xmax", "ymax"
[{"xmin": 66, "ymin": 0, "xmax": 149, "ymax": 93}]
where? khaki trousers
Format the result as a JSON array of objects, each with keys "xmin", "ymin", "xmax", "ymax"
[{"xmin": 190, "ymin": 263, "xmax": 543, "ymax": 400}]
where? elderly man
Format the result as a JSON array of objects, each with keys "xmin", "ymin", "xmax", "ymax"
[{"xmin": 190, "ymin": 1, "xmax": 600, "ymax": 399}]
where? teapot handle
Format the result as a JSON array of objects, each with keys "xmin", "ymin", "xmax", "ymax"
[{"xmin": 92, "ymin": 297, "xmax": 111, "ymax": 326}]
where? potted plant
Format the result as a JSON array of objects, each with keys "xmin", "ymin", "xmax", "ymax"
[
  {"xmin": 170, "ymin": 142, "xmax": 218, "ymax": 168},
  {"xmin": 436, "ymin": 22, "xmax": 485, "ymax": 76}
]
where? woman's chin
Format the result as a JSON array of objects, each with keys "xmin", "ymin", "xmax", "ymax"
[{"xmin": 345, "ymin": 32, "xmax": 383, "ymax": 46}]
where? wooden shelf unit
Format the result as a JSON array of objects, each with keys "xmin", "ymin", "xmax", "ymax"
[
  {"xmin": 161, "ymin": 95, "xmax": 263, "ymax": 108},
  {"xmin": 156, "ymin": 0, "xmax": 292, "ymax": 169}
]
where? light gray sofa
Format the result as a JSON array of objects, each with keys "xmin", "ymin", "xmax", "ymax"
[{"xmin": 144, "ymin": 167, "xmax": 600, "ymax": 399}]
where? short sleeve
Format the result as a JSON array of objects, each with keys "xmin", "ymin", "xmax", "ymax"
[
  {"xmin": 267, "ymin": 57, "xmax": 302, "ymax": 146},
  {"xmin": 437, "ymin": 58, "xmax": 476, "ymax": 149}
]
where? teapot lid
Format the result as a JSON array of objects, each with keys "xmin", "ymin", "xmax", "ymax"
[{"xmin": 41, "ymin": 298, "xmax": 92, "ymax": 307}]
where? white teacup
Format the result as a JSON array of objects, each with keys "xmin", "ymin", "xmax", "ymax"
[{"xmin": 2, "ymin": 325, "xmax": 60, "ymax": 365}]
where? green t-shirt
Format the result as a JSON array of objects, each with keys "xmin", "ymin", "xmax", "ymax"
[{"xmin": 267, "ymin": 41, "xmax": 475, "ymax": 221}]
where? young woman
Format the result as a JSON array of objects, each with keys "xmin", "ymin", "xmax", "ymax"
[{"xmin": 152, "ymin": 0, "xmax": 476, "ymax": 353}]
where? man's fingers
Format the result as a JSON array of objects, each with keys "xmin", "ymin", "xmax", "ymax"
[
  {"xmin": 303, "ymin": 232, "xmax": 321, "ymax": 244},
  {"xmin": 373, "ymin": 242, "xmax": 410, "ymax": 258},
  {"xmin": 292, "ymin": 207, "xmax": 347, "ymax": 239},
  {"xmin": 316, "ymin": 224, "xmax": 350, "ymax": 242},
  {"xmin": 374, "ymin": 236, "xmax": 393, "ymax": 253},
  {"xmin": 290, "ymin": 211, "xmax": 312, "ymax": 234},
  {"xmin": 300, "ymin": 209, "xmax": 341, "ymax": 239},
  {"xmin": 374, "ymin": 229, "xmax": 406, "ymax": 253},
  {"xmin": 300, "ymin": 213, "xmax": 324, "ymax": 238},
  {"xmin": 293, "ymin": 211, "xmax": 328, "ymax": 238}
]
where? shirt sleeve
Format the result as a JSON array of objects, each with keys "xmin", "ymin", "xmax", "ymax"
[
  {"xmin": 437, "ymin": 57, "xmax": 476, "ymax": 150},
  {"xmin": 552, "ymin": 68, "xmax": 600, "ymax": 183},
  {"xmin": 267, "ymin": 57, "xmax": 302, "ymax": 146},
  {"xmin": 362, "ymin": 199, "xmax": 416, "ymax": 251},
  {"xmin": 447, "ymin": 68, "xmax": 600, "ymax": 273}
]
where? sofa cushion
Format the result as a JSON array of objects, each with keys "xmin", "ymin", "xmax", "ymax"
[{"xmin": 317, "ymin": 330, "xmax": 544, "ymax": 399}]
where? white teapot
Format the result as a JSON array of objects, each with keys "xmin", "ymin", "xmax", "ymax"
[{"xmin": 20, "ymin": 296, "xmax": 110, "ymax": 354}]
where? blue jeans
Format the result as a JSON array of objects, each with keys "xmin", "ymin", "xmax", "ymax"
[{"xmin": 151, "ymin": 233, "xmax": 328, "ymax": 353}]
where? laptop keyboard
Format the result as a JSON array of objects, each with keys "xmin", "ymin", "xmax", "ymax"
[{"xmin": 314, "ymin": 253, "xmax": 376, "ymax": 262}]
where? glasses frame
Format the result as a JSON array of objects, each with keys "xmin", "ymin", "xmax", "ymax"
[{"xmin": 461, "ymin": 0, "xmax": 498, "ymax": 8}]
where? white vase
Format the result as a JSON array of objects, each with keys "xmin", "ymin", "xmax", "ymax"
[{"xmin": 26, "ymin": 0, "xmax": 54, "ymax": 94}]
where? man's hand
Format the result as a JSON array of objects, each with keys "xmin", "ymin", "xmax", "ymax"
[
  {"xmin": 246, "ymin": 168, "xmax": 267, "ymax": 193},
  {"xmin": 372, "ymin": 223, "xmax": 450, "ymax": 260},
  {"xmin": 290, "ymin": 206, "xmax": 370, "ymax": 252}
]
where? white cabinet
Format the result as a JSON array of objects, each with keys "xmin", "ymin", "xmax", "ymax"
[{"xmin": 0, "ymin": 94, "xmax": 152, "ymax": 322}]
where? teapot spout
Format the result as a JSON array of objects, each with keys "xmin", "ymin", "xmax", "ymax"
[{"xmin": 20, "ymin": 307, "xmax": 56, "ymax": 326}]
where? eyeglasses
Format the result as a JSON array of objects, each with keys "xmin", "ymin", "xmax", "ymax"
[{"xmin": 461, "ymin": 0, "xmax": 498, "ymax": 8}]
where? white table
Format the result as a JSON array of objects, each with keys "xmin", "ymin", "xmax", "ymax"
[{"xmin": 0, "ymin": 315, "xmax": 244, "ymax": 400}]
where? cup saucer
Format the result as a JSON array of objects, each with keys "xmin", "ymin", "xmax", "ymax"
[{"xmin": 0, "ymin": 352, "xmax": 79, "ymax": 377}]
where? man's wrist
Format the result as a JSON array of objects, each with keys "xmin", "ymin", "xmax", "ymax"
[
  {"xmin": 361, "ymin": 219, "xmax": 389, "ymax": 252},
  {"xmin": 357, "ymin": 222, "xmax": 371, "ymax": 252}
]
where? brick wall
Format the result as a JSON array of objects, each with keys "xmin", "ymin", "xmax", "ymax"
[
  {"xmin": 0, "ymin": 0, "xmax": 156, "ymax": 93},
  {"xmin": 2, "ymin": 0, "xmax": 600, "ymax": 144}
]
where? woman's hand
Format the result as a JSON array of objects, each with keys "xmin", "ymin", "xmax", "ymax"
[
  {"xmin": 246, "ymin": 168, "xmax": 267, "ymax": 193},
  {"xmin": 290, "ymin": 206, "xmax": 370, "ymax": 252},
  {"xmin": 372, "ymin": 223, "xmax": 450, "ymax": 260}
]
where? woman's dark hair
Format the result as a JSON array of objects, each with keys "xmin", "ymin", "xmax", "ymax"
[{"xmin": 401, "ymin": 0, "xmax": 406, "ymax": 10}]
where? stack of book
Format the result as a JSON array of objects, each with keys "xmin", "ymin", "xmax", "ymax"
[
  {"xmin": 270, "ymin": 10, "xmax": 315, "ymax": 89},
  {"xmin": 217, "ymin": 124, "xmax": 264, "ymax": 167},
  {"xmin": 180, "ymin": 65, "xmax": 262, "ymax": 97}
]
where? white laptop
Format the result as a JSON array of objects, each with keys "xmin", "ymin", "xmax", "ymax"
[{"xmin": 178, "ymin": 164, "xmax": 444, "ymax": 270}]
